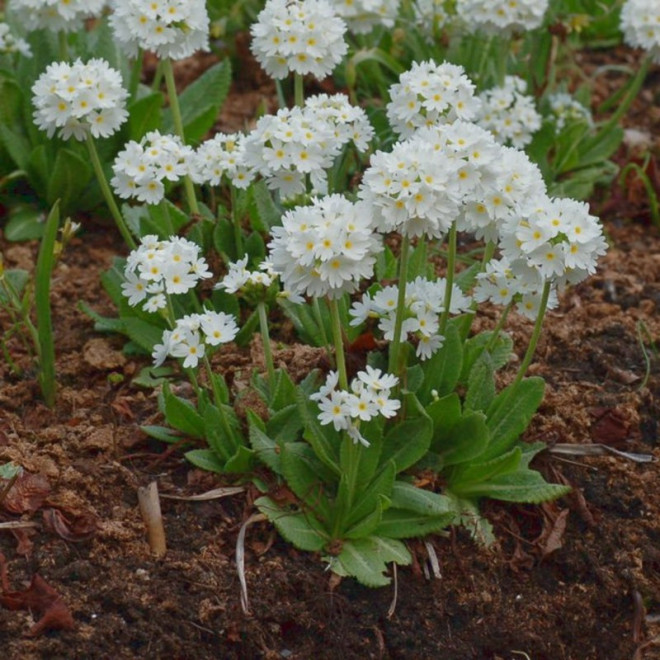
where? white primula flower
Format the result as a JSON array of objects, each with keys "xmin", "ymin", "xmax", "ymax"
[
  {"xmin": 455, "ymin": 0, "xmax": 549, "ymax": 34},
  {"xmin": 250, "ymin": 0, "xmax": 348, "ymax": 80},
  {"xmin": 0, "ymin": 23, "xmax": 32, "ymax": 56},
  {"xmin": 476, "ymin": 76, "xmax": 542, "ymax": 148},
  {"xmin": 386, "ymin": 60, "xmax": 480, "ymax": 138},
  {"xmin": 547, "ymin": 93, "xmax": 593, "ymax": 132},
  {"xmin": 32, "ymin": 58, "xmax": 128, "ymax": 141},
  {"xmin": 12, "ymin": 0, "xmax": 106, "ymax": 32},
  {"xmin": 334, "ymin": 0, "xmax": 401, "ymax": 35},
  {"xmin": 621, "ymin": 0, "xmax": 660, "ymax": 63},
  {"xmin": 109, "ymin": 0, "xmax": 210, "ymax": 60},
  {"xmin": 191, "ymin": 133, "xmax": 255, "ymax": 190},
  {"xmin": 111, "ymin": 131, "xmax": 194, "ymax": 205},
  {"xmin": 268, "ymin": 194, "xmax": 382, "ymax": 299}
]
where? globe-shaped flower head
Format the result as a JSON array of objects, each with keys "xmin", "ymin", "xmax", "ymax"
[
  {"xmin": 11, "ymin": 0, "xmax": 106, "ymax": 33},
  {"xmin": 109, "ymin": 0, "xmax": 210, "ymax": 60},
  {"xmin": 250, "ymin": 0, "xmax": 348, "ymax": 80},
  {"xmin": 620, "ymin": 0, "xmax": 660, "ymax": 64},
  {"xmin": 334, "ymin": 0, "xmax": 401, "ymax": 35},
  {"xmin": 455, "ymin": 0, "xmax": 549, "ymax": 34},
  {"xmin": 32, "ymin": 58, "xmax": 128, "ymax": 140}
]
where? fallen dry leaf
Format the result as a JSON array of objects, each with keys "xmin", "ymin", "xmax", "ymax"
[
  {"xmin": 0, "ymin": 553, "xmax": 75, "ymax": 636},
  {"xmin": 42, "ymin": 508, "xmax": 98, "ymax": 542},
  {"xmin": 1, "ymin": 472, "xmax": 51, "ymax": 515}
]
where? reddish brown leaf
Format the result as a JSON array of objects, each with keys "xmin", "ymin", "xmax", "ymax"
[
  {"xmin": 538, "ymin": 508, "xmax": 569, "ymax": 558},
  {"xmin": 11, "ymin": 528, "xmax": 35, "ymax": 557},
  {"xmin": 42, "ymin": 508, "xmax": 98, "ymax": 542},
  {"xmin": 0, "ymin": 554, "xmax": 75, "ymax": 636},
  {"xmin": 1, "ymin": 473, "xmax": 51, "ymax": 515}
]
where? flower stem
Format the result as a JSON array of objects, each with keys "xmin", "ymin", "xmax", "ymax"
[
  {"xmin": 439, "ymin": 223, "xmax": 457, "ymax": 336},
  {"xmin": 509, "ymin": 280, "xmax": 551, "ymax": 391},
  {"xmin": 230, "ymin": 186, "xmax": 244, "ymax": 257},
  {"xmin": 484, "ymin": 301, "xmax": 512, "ymax": 353},
  {"xmin": 328, "ymin": 297, "xmax": 348, "ymax": 390},
  {"xmin": 258, "ymin": 301, "xmax": 276, "ymax": 383},
  {"xmin": 162, "ymin": 58, "xmax": 200, "ymax": 216},
  {"xmin": 294, "ymin": 72, "xmax": 304, "ymax": 108},
  {"xmin": 606, "ymin": 55, "xmax": 652, "ymax": 128},
  {"xmin": 86, "ymin": 134, "xmax": 136, "ymax": 250},
  {"xmin": 388, "ymin": 234, "xmax": 410, "ymax": 376},
  {"xmin": 128, "ymin": 49, "xmax": 144, "ymax": 101}
]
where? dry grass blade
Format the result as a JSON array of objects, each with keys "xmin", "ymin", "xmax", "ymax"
[
  {"xmin": 0, "ymin": 521, "xmax": 39, "ymax": 531},
  {"xmin": 236, "ymin": 513, "xmax": 267, "ymax": 615},
  {"xmin": 549, "ymin": 443, "xmax": 655, "ymax": 463},
  {"xmin": 424, "ymin": 541, "xmax": 441, "ymax": 580},
  {"xmin": 160, "ymin": 486, "xmax": 245, "ymax": 501},
  {"xmin": 387, "ymin": 562, "xmax": 398, "ymax": 620}
]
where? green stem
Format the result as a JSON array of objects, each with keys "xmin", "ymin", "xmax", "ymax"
[
  {"xmin": 230, "ymin": 186, "xmax": 244, "ymax": 256},
  {"xmin": 58, "ymin": 31, "xmax": 69, "ymax": 61},
  {"xmin": 275, "ymin": 79, "xmax": 287, "ymax": 110},
  {"xmin": 484, "ymin": 301, "xmax": 513, "ymax": 353},
  {"xmin": 328, "ymin": 297, "xmax": 348, "ymax": 390},
  {"xmin": 128, "ymin": 49, "xmax": 144, "ymax": 101},
  {"xmin": 257, "ymin": 301, "xmax": 276, "ymax": 383},
  {"xmin": 162, "ymin": 58, "xmax": 200, "ymax": 216},
  {"xmin": 509, "ymin": 280, "xmax": 551, "ymax": 391},
  {"xmin": 439, "ymin": 223, "xmax": 457, "ymax": 336},
  {"xmin": 313, "ymin": 298, "xmax": 332, "ymax": 362},
  {"xmin": 294, "ymin": 72, "xmax": 304, "ymax": 108},
  {"xmin": 388, "ymin": 234, "xmax": 410, "ymax": 375},
  {"xmin": 606, "ymin": 55, "xmax": 652, "ymax": 128},
  {"xmin": 86, "ymin": 134, "xmax": 136, "ymax": 249}
]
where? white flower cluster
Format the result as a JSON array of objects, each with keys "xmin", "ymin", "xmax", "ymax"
[
  {"xmin": 350, "ymin": 277, "xmax": 472, "ymax": 359},
  {"xmin": 250, "ymin": 0, "xmax": 347, "ymax": 80},
  {"xmin": 475, "ymin": 76, "xmax": 542, "ymax": 149},
  {"xmin": 0, "ymin": 23, "xmax": 31, "ymax": 56},
  {"xmin": 304, "ymin": 94, "xmax": 375, "ymax": 152},
  {"xmin": 243, "ymin": 96, "xmax": 372, "ymax": 199},
  {"xmin": 111, "ymin": 131, "xmax": 194, "ymax": 205},
  {"xmin": 311, "ymin": 367, "xmax": 401, "ymax": 447},
  {"xmin": 108, "ymin": 0, "xmax": 210, "ymax": 60},
  {"xmin": 500, "ymin": 196, "xmax": 608, "ymax": 286},
  {"xmin": 32, "ymin": 58, "xmax": 128, "ymax": 141},
  {"xmin": 153, "ymin": 311, "xmax": 239, "ymax": 369},
  {"xmin": 474, "ymin": 256, "xmax": 559, "ymax": 320},
  {"xmin": 267, "ymin": 194, "xmax": 381, "ymax": 300},
  {"xmin": 121, "ymin": 235, "xmax": 212, "ymax": 313},
  {"xmin": 548, "ymin": 93, "xmax": 593, "ymax": 132},
  {"xmin": 215, "ymin": 256, "xmax": 276, "ymax": 294},
  {"xmin": 386, "ymin": 60, "xmax": 480, "ymax": 138},
  {"xmin": 455, "ymin": 0, "xmax": 549, "ymax": 34},
  {"xmin": 191, "ymin": 133, "xmax": 255, "ymax": 190},
  {"xmin": 412, "ymin": 0, "xmax": 450, "ymax": 40},
  {"xmin": 621, "ymin": 0, "xmax": 660, "ymax": 63},
  {"xmin": 11, "ymin": 0, "xmax": 106, "ymax": 32},
  {"xmin": 334, "ymin": 0, "xmax": 401, "ymax": 35}
]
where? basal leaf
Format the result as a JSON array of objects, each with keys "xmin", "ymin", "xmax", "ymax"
[
  {"xmin": 418, "ymin": 322, "xmax": 463, "ymax": 402},
  {"xmin": 256, "ymin": 496, "xmax": 327, "ymax": 552},
  {"xmin": 184, "ymin": 448, "xmax": 226, "ymax": 473},
  {"xmin": 160, "ymin": 382, "xmax": 204, "ymax": 438},
  {"xmin": 464, "ymin": 351, "xmax": 495, "ymax": 413},
  {"xmin": 375, "ymin": 509, "xmax": 454, "ymax": 539},
  {"xmin": 389, "ymin": 481, "xmax": 454, "ymax": 517}
]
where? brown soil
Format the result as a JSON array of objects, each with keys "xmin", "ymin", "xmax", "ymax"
[{"xmin": 1, "ymin": 46, "xmax": 659, "ymax": 660}]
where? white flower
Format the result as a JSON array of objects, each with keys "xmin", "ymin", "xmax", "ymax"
[
  {"xmin": 386, "ymin": 60, "xmax": 480, "ymax": 138},
  {"xmin": 200, "ymin": 311, "xmax": 239, "ymax": 346},
  {"xmin": 32, "ymin": 59, "xmax": 128, "ymax": 141},
  {"xmin": 412, "ymin": 0, "xmax": 451, "ymax": 41},
  {"xmin": 455, "ymin": 0, "xmax": 549, "ymax": 34},
  {"xmin": 250, "ymin": 0, "xmax": 348, "ymax": 80},
  {"xmin": 476, "ymin": 76, "xmax": 542, "ymax": 148},
  {"xmin": 111, "ymin": 131, "xmax": 194, "ymax": 205},
  {"xmin": 334, "ymin": 0, "xmax": 401, "ymax": 34},
  {"xmin": 547, "ymin": 93, "xmax": 593, "ymax": 132},
  {"xmin": 12, "ymin": 0, "xmax": 106, "ymax": 32},
  {"xmin": 109, "ymin": 0, "xmax": 210, "ymax": 60},
  {"xmin": 621, "ymin": 0, "xmax": 660, "ymax": 63},
  {"xmin": 0, "ymin": 23, "xmax": 31, "ymax": 57},
  {"xmin": 191, "ymin": 133, "xmax": 256, "ymax": 190},
  {"xmin": 268, "ymin": 194, "xmax": 382, "ymax": 299}
]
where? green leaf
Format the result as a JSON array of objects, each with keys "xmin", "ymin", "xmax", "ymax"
[
  {"xmin": 481, "ymin": 377, "xmax": 545, "ymax": 462},
  {"xmin": 344, "ymin": 460, "xmax": 396, "ymax": 529},
  {"xmin": 439, "ymin": 411, "xmax": 490, "ymax": 467},
  {"xmin": 47, "ymin": 148, "xmax": 92, "ymax": 213},
  {"xmin": 140, "ymin": 424, "xmax": 182, "ymax": 444},
  {"xmin": 0, "ymin": 124, "xmax": 30, "ymax": 171},
  {"xmin": 250, "ymin": 180, "xmax": 282, "ymax": 231},
  {"xmin": 375, "ymin": 509, "xmax": 454, "ymax": 539},
  {"xmin": 427, "ymin": 392, "xmax": 462, "ymax": 449},
  {"xmin": 344, "ymin": 498, "xmax": 385, "ymax": 540},
  {"xmin": 160, "ymin": 382, "xmax": 205, "ymax": 438},
  {"xmin": 78, "ymin": 300, "xmax": 126, "ymax": 334},
  {"xmin": 449, "ymin": 447, "xmax": 522, "ymax": 493},
  {"xmin": 299, "ymin": 394, "xmax": 341, "ymax": 476},
  {"xmin": 269, "ymin": 369, "xmax": 298, "ymax": 412},
  {"xmin": 4, "ymin": 207, "xmax": 46, "ymax": 242},
  {"xmin": 0, "ymin": 269, "xmax": 29, "ymax": 304},
  {"xmin": 223, "ymin": 445, "xmax": 254, "ymax": 473},
  {"xmin": 248, "ymin": 410, "xmax": 282, "ymax": 473},
  {"xmin": 380, "ymin": 394, "xmax": 432, "ymax": 473},
  {"xmin": 166, "ymin": 59, "xmax": 232, "ymax": 143},
  {"xmin": 267, "ymin": 403, "xmax": 304, "ymax": 445},
  {"xmin": 203, "ymin": 404, "xmax": 239, "ymax": 461},
  {"xmin": 389, "ymin": 481, "xmax": 454, "ymax": 517},
  {"xmin": 464, "ymin": 351, "xmax": 495, "ymax": 413},
  {"xmin": 256, "ymin": 496, "xmax": 327, "ymax": 552},
  {"xmin": 453, "ymin": 467, "xmax": 571, "ymax": 503},
  {"xmin": 123, "ymin": 316, "xmax": 166, "ymax": 353},
  {"xmin": 128, "ymin": 93, "xmax": 164, "ymax": 141},
  {"xmin": 331, "ymin": 536, "xmax": 410, "ymax": 587},
  {"xmin": 185, "ymin": 448, "xmax": 226, "ymax": 473},
  {"xmin": 418, "ymin": 322, "xmax": 463, "ymax": 402}
]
